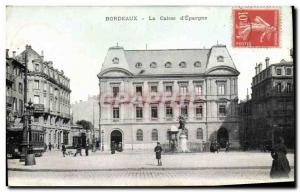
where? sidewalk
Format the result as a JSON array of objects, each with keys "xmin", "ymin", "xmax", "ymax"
[{"xmin": 8, "ymin": 150, "xmax": 295, "ymax": 171}]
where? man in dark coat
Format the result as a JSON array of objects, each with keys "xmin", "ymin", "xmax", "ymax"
[
  {"xmin": 270, "ymin": 137, "xmax": 291, "ymax": 178},
  {"xmin": 85, "ymin": 144, "xmax": 89, "ymax": 156},
  {"xmin": 48, "ymin": 142, "xmax": 52, "ymax": 151},
  {"xmin": 62, "ymin": 144, "xmax": 66, "ymax": 157},
  {"xmin": 154, "ymin": 142, "xmax": 163, "ymax": 166}
]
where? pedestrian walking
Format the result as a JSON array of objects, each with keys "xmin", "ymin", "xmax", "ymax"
[
  {"xmin": 74, "ymin": 144, "xmax": 82, "ymax": 156},
  {"xmin": 48, "ymin": 142, "xmax": 52, "ymax": 151},
  {"xmin": 62, "ymin": 144, "xmax": 66, "ymax": 157},
  {"xmin": 111, "ymin": 141, "xmax": 115, "ymax": 154},
  {"xmin": 96, "ymin": 140, "xmax": 100, "ymax": 151},
  {"xmin": 270, "ymin": 137, "xmax": 291, "ymax": 178},
  {"xmin": 225, "ymin": 141, "xmax": 230, "ymax": 152},
  {"xmin": 154, "ymin": 142, "xmax": 163, "ymax": 166},
  {"xmin": 85, "ymin": 144, "xmax": 89, "ymax": 156}
]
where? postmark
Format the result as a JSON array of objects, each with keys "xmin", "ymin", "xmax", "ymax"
[{"xmin": 233, "ymin": 8, "xmax": 280, "ymax": 47}]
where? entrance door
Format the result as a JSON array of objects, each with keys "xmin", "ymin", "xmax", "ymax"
[
  {"xmin": 111, "ymin": 130, "xmax": 122, "ymax": 151},
  {"xmin": 217, "ymin": 127, "xmax": 229, "ymax": 148}
]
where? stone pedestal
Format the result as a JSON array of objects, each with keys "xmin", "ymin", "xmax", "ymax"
[
  {"xmin": 25, "ymin": 154, "xmax": 36, "ymax": 166},
  {"xmin": 178, "ymin": 132, "xmax": 189, "ymax": 153}
]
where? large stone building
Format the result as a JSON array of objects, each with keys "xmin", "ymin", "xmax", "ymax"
[
  {"xmin": 241, "ymin": 57, "xmax": 294, "ymax": 149},
  {"xmin": 97, "ymin": 45, "xmax": 240, "ymax": 151},
  {"xmin": 6, "ymin": 49, "xmax": 26, "ymax": 147},
  {"xmin": 15, "ymin": 45, "xmax": 72, "ymax": 148}
]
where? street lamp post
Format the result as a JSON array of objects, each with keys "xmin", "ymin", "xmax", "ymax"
[{"xmin": 24, "ymin": 99, "xmax": 36, "ymax": 165}]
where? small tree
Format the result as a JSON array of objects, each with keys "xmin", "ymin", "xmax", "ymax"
[{"xmin": 76, "ymin": 120, "xmax": 93, "ymax": 132}]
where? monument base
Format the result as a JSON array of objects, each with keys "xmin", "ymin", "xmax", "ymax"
[
  {"xmin": 178, "ymin": 132, "xmax": 190, "ymax": 153},
  {"xmin": 25, "ymin": 154, "xmax": 36, "ymax": 166}
]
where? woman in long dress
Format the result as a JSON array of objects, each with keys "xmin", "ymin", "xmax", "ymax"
[{"xmin": 270, "ymin": 137, "xmax": 291, "ymax": 178}]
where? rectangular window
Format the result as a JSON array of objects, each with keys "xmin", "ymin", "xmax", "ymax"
[
  {"xmin": 136, "ymin": 86, "xmax": 142, "ymax": 96},
  {"xmin": 219, "ymin": 104, "xmax": 226, "ymax": 116},
  {"xmin": 276, "ymin": 83, "xmax": 282, "ymax": 93},
  {"xmin": 151, "ymin": 106, "xmax": 158, "ymax": 119},
  {"xmin": 18, "ymin": 83, "xmax": 23, "ymax": 94},
  {"xmin": 287, "ymin": 83, "xmax": 292, "ymax": 93},
  {"xmin": 19, "ymin": 99, "xmax": 23, "ymax": 115},
  {"xmin": 112, "ymin": 87, "xmax": 119, "ymax": 97},
  {"xmin": 276, "ymin": 68, "xmax": 282, "ymax": 75},
  {"xmin": 136, "ymin": 107, "xmax": 143, "ymax": 118},
  {"xmin": 180, "ymin": 105, "xmax": 188, "ymax": 117},
  {"xmin": 286, "ymin": 68, "xmax": 292, "ymax": 75},
  {"xmin": 180, "ymin": 86, "xmax": 188, "ymax": 95},
  {"xmin": 196, "ymin": 105, "xmax": 203, "ymax": 117},
  {"xmin": 166, "ymin": 106, "xmax": 173, "ymax": 118},
  {"xmin": 44, "ymin": 82, "xmax": 47, "ymax": 92},
  {"xmin": 217, "ymin": 84, "xmax": 225, "ymax": 95},
  {"xmin": 113, "ymin": 107, "xmax": 120, "ymax": 119},
  {"xmin": 34, "ymin": 80, "xmax": 39, "ymax": 89},
  {"xmin": 34, "ymin": 95, "xmax": 40, "ymax": 104},
  {"xmin": 150, "ymin": 86, "xmax": 158, "ymax": 95},
  {"xmin": 166, "ymin": 85, "xmax": 173, "ymax": 96},
  {"xmin": 195, "ymin": 85, "xmax": 202, "ymax": 95},
  {"xmin": 35, "ymin": 64, "xmax": 40, "ymax": 72}
]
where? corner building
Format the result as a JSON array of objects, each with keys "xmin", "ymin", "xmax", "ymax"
[
  {"xmin": 97, "ymin": 45, "xmax": 240, "ymax": 151},
  {"xmin": 16, "ymin": 45, "xmax": 72, "ymax": 148}
]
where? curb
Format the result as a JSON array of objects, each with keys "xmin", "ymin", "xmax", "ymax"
[{"xmin": 8, "ymin": 166, "xmax": 294, "ymax": 172}]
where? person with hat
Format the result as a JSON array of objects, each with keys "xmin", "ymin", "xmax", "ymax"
[{"xmin": 154, "ymin": 142, "xmax": 163, "ymax": 166}]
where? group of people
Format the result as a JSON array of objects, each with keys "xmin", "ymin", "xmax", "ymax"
[{"xmin": 210, "ymin": 141, "xmax": 230, "ymax": 153}]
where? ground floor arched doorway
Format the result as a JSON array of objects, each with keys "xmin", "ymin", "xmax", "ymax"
[
  {"xmin": 110, "ymin": 130, "xmax": 123, "ymax": 151},
  {"xmin": 217, "ymin": 127, "xmax": 229, "ymax": 148}
]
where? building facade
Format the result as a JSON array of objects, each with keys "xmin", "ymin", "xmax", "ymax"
[
  {"xmin": 6, "ymin": 49, "xmax": 26, "ymax": 147},
  {"xmin": 250, "ymin": 57, "xmax": 294, "ymax": 149},
  {"xmin": 16, "ymin": 45, "xmax": 72, "ymax": 148},
  {"xmin": 97, "ymin": 45, "xmax": 240, "ymax": 151}
]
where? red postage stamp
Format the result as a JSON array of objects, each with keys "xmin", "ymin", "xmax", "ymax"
[{"xmin": 233, "ymin": 9, "xmax": 280, "ymax": 47}]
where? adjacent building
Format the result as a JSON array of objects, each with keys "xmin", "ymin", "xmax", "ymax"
[
  {"xmin": 97, "ymin": 45, "xmax": 240, "ymax": 151},
  {"xmin": 239, "ymin": 56, "xmax": 294, "ymax": 149},
  {"xmin": 6, "ymin": 49, "xmax": 26, "ymax": 151},
  {"xmin": 15, "ymin": 45, "xmax": 72, "ymax": 148}
]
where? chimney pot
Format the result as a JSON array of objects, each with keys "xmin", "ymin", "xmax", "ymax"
[
  {"xmin": 12, "ymin": 51, "xmax": 16, "ymax": 58},
  {"xmin": 265, "ymin": 57, "xmax": 270, "ymax": 68},
  {"xmin": 6, "ymin": 49, "xmax": 9, "ymax": 58}
]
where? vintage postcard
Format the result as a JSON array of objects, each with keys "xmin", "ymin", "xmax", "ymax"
[{"xmin": 6, "ymin": 6, "xmax": 295, "ymax": 186}]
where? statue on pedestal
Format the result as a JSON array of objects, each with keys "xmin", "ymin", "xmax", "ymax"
[{"xmin": 178, "ymin": 115, "xmax": 189, "ymax": 152}]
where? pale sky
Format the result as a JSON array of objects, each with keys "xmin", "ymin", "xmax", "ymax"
[{"xmin": 6, "ymin": 6, "xmax": 293, "ymax": 103}]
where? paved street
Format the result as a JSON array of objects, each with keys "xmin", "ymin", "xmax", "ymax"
[
  {"xmin": 8, "ymin": 168, "xmax": 294, "ymax": 186},
  {"xmin": 8, "ymin": 150, "xmax": 295, "ymax": 171}
]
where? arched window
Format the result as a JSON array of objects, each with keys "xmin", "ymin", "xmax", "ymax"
[
  {"xmin": 165, "ymin": 62, "xmax": 172, "ymax": 68},
  {"xmin": 136, "ymin": 129, "xmax": 143, "ymax": 141},
  {"xmin": 194, "ymin": 61, "xmax": 201, "ymax": 67},
  {"xmin": 135, "ymin": 62, "xmax": 142, "ymax": 68},
  {"xmin": 150, "ymin": 62, "xmax": 157, "ymax": 68},
  {"xmin": 152, "ymin": 129, "xmax": 158, "ymax": 141},
  {"xmin": 217, "ymin": 56, "xmax": 224, "ymax": 62},
  {"xmin": 197, "ymin": 128, "xmax": 203, "ymax": 140},
  {"xmin": 179, "ymin": 61, "xmax": 186, "ymax": 68}
]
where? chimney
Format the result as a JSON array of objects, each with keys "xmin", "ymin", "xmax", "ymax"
[
  {"xmin": 12, "ymin": 51, "xmax": 16, "ymax": 58},
  {"xmin": 258, "ymin": 62, "xmax": 262, "ymax": 73},
  {"xmin": 25, "ymin": 44, "xmax": 30, "ymax": 50},
  {"xmin": 255, "ymin": 63, "xmax": 258, "ymax": 75},
  {"xmin": 6, "ymin": 49, "xmax": 9, "ymax": 58},
  {"xmin": 290, "ymin": 48, "xmax": 293, "ymax": 58},
  {"xmin": 265, "ymin": 57, "xmax": 270, "ymax": 68},
  {"xmin": 41, "ymin": 50, "xmax": 44, "ymax": 61}
]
